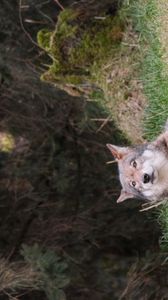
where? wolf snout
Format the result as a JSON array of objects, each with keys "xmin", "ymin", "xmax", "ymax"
[
  {"xmin": 143, "ymin": 173, "xmax": 151, "ymax": 184},
  {"xmin": 143, "ymin": 172, "xmax": 154, "ymax": 184}
]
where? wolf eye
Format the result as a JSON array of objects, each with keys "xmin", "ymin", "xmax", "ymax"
[
  {"xmin": 131, "ymin": 181, "xmax": 136, "ymax": 187},
  {"xmin": 131, "ymin": 160, "xmax": 137, "ymax": 168}
]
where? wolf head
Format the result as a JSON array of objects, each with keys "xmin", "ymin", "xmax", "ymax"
[{"xmin": 107, "ymin": 123, "xmax": 168, "ymax": 203}]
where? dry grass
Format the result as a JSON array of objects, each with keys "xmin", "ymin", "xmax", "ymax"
[
  {"xmin": 94, "ymin": 23, "xmax": 147, "ymax": 143},
  {"xmin": 0, "ymin": 259, "xmax": 41, "ymax": 294},
  {"xmin": 120, "ymin": 255, "xmax": 168, "ymax": 300},
  {"xmin": 157, "ymin": 0, "xmax": 168, "ymax": 75}
]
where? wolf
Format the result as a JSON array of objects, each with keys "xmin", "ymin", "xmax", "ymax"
[{"xmin": 107, "ymin": 121, "xmax": 168, "ymax": 203}]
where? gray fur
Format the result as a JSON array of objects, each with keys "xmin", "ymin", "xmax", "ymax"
[{"xmin": 107, "ymin": 120, "xmax": 168, "ymax": 203}]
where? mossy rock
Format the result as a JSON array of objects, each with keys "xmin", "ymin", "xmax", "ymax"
[{"xmin": 37, "ymin": 8, "xmax": 124, "ymax": 95}]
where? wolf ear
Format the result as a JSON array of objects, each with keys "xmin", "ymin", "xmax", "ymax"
[
  {"xmin": 153, "ymin": 120, "xmax": 168, "ymax": 148},
  {"xmin": 117, "ymin": 189, "xmax": 134, "ymax": 203},
  {"xmin": 106, "ymin": 144, "xmax": 130, "ymax": 160},
  {"xmin": 164, "ymin": 119, "xmax": 168, "ymax": 132},
  {"xmin": 154, "ymin": 131, "xmax": 168, "ymax": 149}
]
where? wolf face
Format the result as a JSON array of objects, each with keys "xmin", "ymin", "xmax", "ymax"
[{"xmin": 107, "ymin": 123, "xmax": 168, "ymax": 203}]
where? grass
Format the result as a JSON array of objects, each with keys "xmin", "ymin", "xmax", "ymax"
[
  {"xmin": 158, "ymin": 203, "xmax": 168, "ymax": 250},
  {"xmin": 124, "ymin": 0, "xmax": 168, "ymax": 139},
  {"xmin": 0, "ymin": 258, "xmax": 40, "ymax": 293},
  {"xmin": 124, "ymin": 0, "xmax": 168, "ymax": 250}
]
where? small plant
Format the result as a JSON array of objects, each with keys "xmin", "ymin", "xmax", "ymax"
[{"xmin": 21, "ymin": 244, "xmax": 70, "ymax": 300}]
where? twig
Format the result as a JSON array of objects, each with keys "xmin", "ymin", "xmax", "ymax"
[
  {"xmin": 24, "ymin": 19, "xmax": 48, "ymax": 24},
  {"xmin": 37, "ymin": 7, "xmax": 55, "ymax": 25},
  {"xmin": 19, "ymin": 0, "xmax": 41, "ymax": 48},
  {"xmin": 8, "ymin": 199, "xmax": 43, "ymax": 260},
  {"xmin": 53, "ymin": 0, "xmax": 64, "ymax": 10},
  {"xmin": 96, "ymin": 116, "xmax": 111, "ymax": 133},
  {"xmin": 90, "ymin": 118, "xmax": 113, "ymax": 121},
  {"xmin": 140, "ymin": 199, "xmax": 167, "ymax": 212},
  {"xmin": 106, "ymin": 160, "xmax": 118, "ymax": 164}
]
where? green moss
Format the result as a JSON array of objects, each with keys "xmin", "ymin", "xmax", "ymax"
[
  {"xmin": 42, "ymin": 72, "xmax": 85, "ymax": 85},
  {"xmin": 38, "ymin": 9, "xmax": 78, "ymax": 77},
  {"xmin": 57, "ymin": 8, "xmax": 77, "ymax": 24},
  {"xmin": 37, "ymin": 8, "xmax": 124, "ymax": 88},
  {"xmin": 69, "ymin": 17, "xmax": 123, "ymax": 71},
  {"xmin": 37, "ymin": 29, "xmax": 52, "ymax": 51},
  {"xmin": 63, "ymin": 74, "xmax": 84, "ymax": 85}
]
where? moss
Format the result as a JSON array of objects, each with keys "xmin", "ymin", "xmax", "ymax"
[
  {"xmin": 56, "ymin": 8, "xmax": 77, "ymax": 25},
  {"xmin": 37, "ymin": 5, "xmax": 146, "ymax": 142},
  {"xmin": 69, "ymin": 17, "xmax": 123, "ymax": 70},
  {"xmin": 37, "ymin": 8, "xmax": 124, "ymax": 89},
  {"xmin": 37, "ymin": 29, "xmax": 52, "ymax": 51}
]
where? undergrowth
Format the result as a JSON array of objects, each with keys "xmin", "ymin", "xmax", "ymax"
[
  {"xmin": 21, "ymin": 244, "xmax": 70, "ymax": 300},
  {"xmin": 0, "ymin": 245, "xmax": 69, "ymax": 299}
]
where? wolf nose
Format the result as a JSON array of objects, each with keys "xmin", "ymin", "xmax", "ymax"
[{"xmin": 143, "ymin": 173, "xmax": 150, "ymax": 184}]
